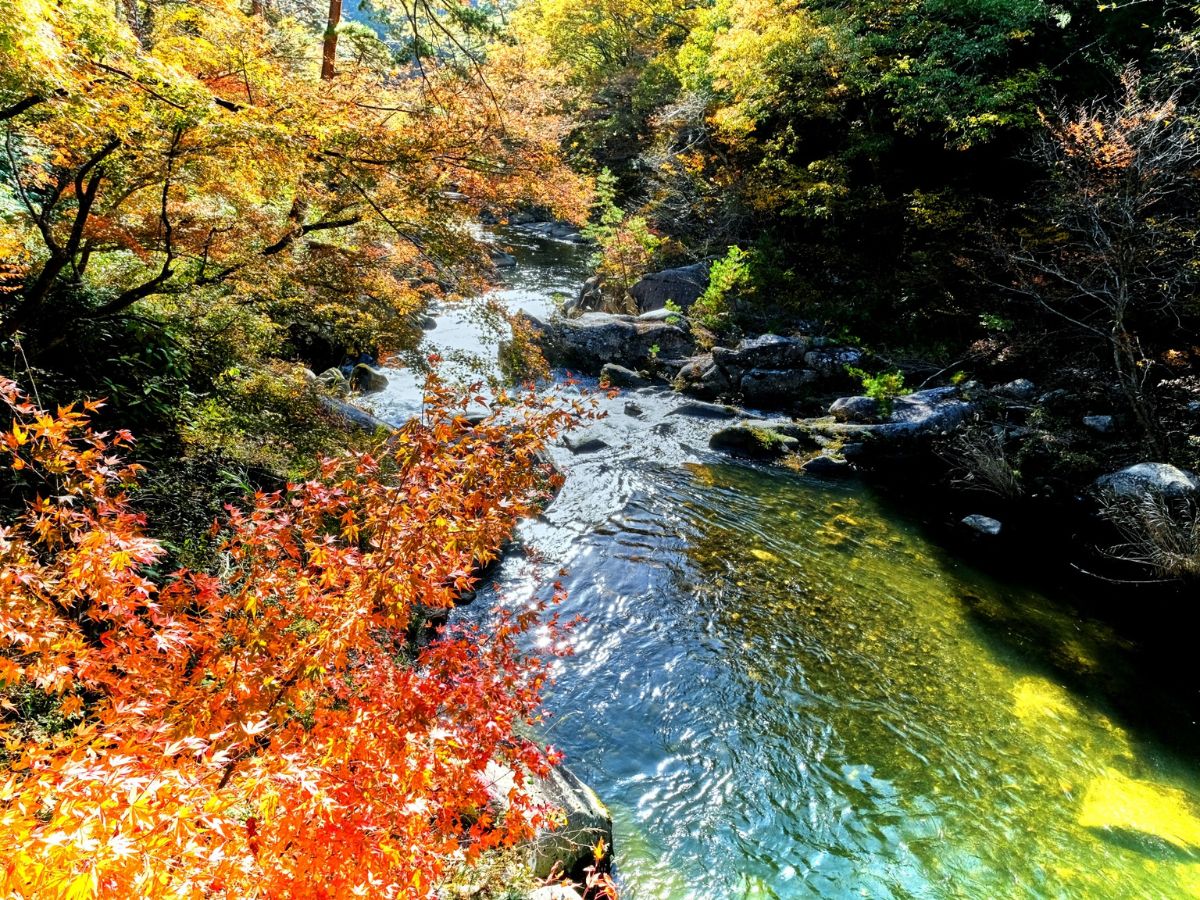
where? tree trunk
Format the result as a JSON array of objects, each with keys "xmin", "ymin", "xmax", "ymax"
[{"xmin": 321, "ymin": 0, "xmax": 342, "ymax": 80}]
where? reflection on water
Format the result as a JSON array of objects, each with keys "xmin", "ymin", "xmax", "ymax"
[{"xmin": 372, "ymin": 228, "xmax": 1200, "ymax": 899}]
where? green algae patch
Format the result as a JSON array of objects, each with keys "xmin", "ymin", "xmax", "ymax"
[{"xmin": 1080, "ymin": 769, "xmax": 1200, "ymax": 851}]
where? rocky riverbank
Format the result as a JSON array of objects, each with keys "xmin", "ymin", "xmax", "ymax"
[{"xmin": 525, "ymin": 305, "xmax": 1200, "ymax": 587}]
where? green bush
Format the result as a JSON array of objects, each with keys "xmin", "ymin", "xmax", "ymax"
[
  {"xmin": 847, "ymin": 366, "xmax": 906, "ymax": 416},
  {"xmin": 692, "ymin": 246, "xmax": 753, "ymax": 337}
]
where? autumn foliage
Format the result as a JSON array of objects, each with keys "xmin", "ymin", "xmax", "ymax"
[{"xmin": 0, "ymin": 374, "xmax": 585, "ymax": 898}]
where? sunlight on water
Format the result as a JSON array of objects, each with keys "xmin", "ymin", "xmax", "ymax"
[{"xmin": 496, "ymin": 463, "xmax": 1200, "ymax": 899}]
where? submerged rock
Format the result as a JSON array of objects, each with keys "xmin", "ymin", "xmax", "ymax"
[{"xmin": 1079, "ymin": 768, "xmax": 1200, "ymax": 851}]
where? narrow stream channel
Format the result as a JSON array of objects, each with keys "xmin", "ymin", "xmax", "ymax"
[{"xmin": 369, "ymin": 229, "xmax": 1200, "ymax": 899}]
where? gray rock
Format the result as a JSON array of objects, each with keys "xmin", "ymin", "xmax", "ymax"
[
  {"xmin": 527, "ymin": 765, "xmax": 613, "ymax": 880},
  {"xmin": 1094, "ymin": 463, "xmax": 1200, "ymax": 502},
  {"xmin": 710, "ymin": 423, "xmax": 801, "ymax": 459},
  {"xmin": 793, "ymin": 386, "xmax": 977, "ymax": 461},
  {"xmin": 629, "ymin": 261, "xmax": 710, "ymax": 312},
  {"xmin": 995, "ymin": 379, "xmax": 1037, "ymax": 401},
  {"xmin": 563, "ymin": 435, "xmax": 609, "ymax": 454},
  {"xmin": 350, "ymin": 364, "xmax": 389, "ymax": 394},
  {"xmin": 514, "ymin": 220, "xmax": 587, "ymax": 243},
  {"xmin": 569, "ymin": 275, "xmax": 604, "ymax": 316},
  {"xmin": 1082, "ymin": 415, "xmax": 1116, "ymax": 434},
  {"xmin": 524, "ymin": 312, "xmax": 694, "ymax": 373},
  {"xmin": 740, "ymin": 367, "xmax": 818, "ymax": 407},
  {"xmin": 624, "ymin": 401, "xmax": 645, "ymax": 418},
  {"xmin": 674, "ymin": 353, "xmax": 736, "ymax": 400},
  {"xmin": 317, "ymin": 366, "xmax": 351, "ymax": 398},
  {"xmin": 888, "ymin": 386, "xmax": 968, "ymax": 430},
  {"xmin": 802, "ymin": 454, "xmax": 853, "ymax": 476},
  {"xmin": 670, "ymin": 400, "xmax": 742, "ymax": 420},
  {"xmin": 637, "ymin": 307, "xmax": 685, "ymax": 323},
  {"xmin": 490, "ymin": 248, "xmax": 517, "ymax": 268},
  {"xmin": 962, "ymin": 514, "xmax": 1003, "ymax": 536},
  {"xmin": 418, "ymin": 314, "xmax": 437, "ymax": 330},
  {"xmin": 507, "ymin": 208, "xmax": 545, "ymax": 225},
  {"xmin": 600, "ymin": 363, "xmax": 651, "ymax": 389},
  {"xmin": 830, "ymin": 395, "xmax": 880, "ymax": 424},
  {"xmin": 804, "ymin": 347, "xmax": 865, "ymax": 378},
  {"xmin": 713, "ymin": 334, "xmax": 812, "ymax": 370}
]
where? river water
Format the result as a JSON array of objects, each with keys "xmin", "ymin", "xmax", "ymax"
[{"xmin": 369, "ymin": 229, "xmax": 1200, "ymax": 899}]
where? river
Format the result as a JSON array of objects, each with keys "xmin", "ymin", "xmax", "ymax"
[{"xmin": 369, "ymin": 228, "xmax": 1200, "ymax": 899}]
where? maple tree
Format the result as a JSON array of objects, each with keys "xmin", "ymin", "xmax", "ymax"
[
  {"xmin": 0, "ymin": 0, "xmax": 588, "ymax": 352},
  {"xmin": 0, "ymin": 372, "xmax": 589, "ymax": 898}
]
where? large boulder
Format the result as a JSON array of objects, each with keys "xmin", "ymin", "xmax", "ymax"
[
  {"xmin": 710, "ymin": 422, "xmax": 802, "ymax": 460},
  {"xmin": 830, "ymin": 395, "xmax": 880, "ymax": 424},
  {"xmin": 350, "ymin": 364, "xmax": 389, "ymax": 394},
  {"xmin": 523, "ymin": 312, "xmax": 694, "ymax": 373},
  {"xmin": 712, "ymin": 334, "xmax": 811, "ymax": 370},
  {"xmin": 804, "ymin": 347, "xmax": 865, "ymax": 378},
  {"xmin": 674, "ymin": 353, "xmax": 735, "ymax": 400},
  {"xmin": 629, "ymin": 262, "xmax": 710, "ymax": 313},
  {"xmin": 528, "ymin": 765, "xmax": 613, "ymax": 881},
  {"xmin": 1093, "ymin": 463, "xmax": 1200, "ymax": 502},
  {"xmin": 600, "ymin": 363, "xmax": 651, "ymax": 389},
  {"xmin": 481, "ymin": 761, "xmax": 612, "ymax": 883},
  {"xmin": 798, "ymin": 386, "xmax": 978, "ymax": 462},
  {"xmin": 740, "ymin": 368, "xmax": 818, "ymax": 407}
]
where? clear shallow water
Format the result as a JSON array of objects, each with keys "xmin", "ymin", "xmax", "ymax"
[{"xmin": 370, "ymin": 230, "xmax": 1200, "ymax": 899}]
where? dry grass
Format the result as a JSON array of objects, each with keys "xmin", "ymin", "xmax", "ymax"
[
  {"xmin": 941, "ymin": 422, "xmax": 1025, "ymax": 499},
  {"xmin": 1098, "ymin": 492, "xmax": 1200, "ymax": 579}
]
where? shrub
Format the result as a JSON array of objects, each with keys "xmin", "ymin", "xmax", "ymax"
[
  {"xmin": 0, "ymin": 374, "xmax": 584, "ymax": 898},
  {"xmin": 692, "ymin": 246, "xmax": 753, "ymax": 336},
  {"xmin": 847, "ymin": 367, "xmax": 907, "ymax": 417}
]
